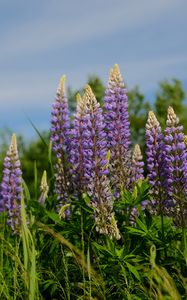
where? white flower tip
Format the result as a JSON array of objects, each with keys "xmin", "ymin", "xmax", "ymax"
[
  {"xmin": 60, "ymin": 75, "xmax": 66, "ymax": 86},
  {"xmin": 167, "ymin": 106, "xmax": 179, "ymax": 126},
  {"xmin": 147, "ymin": 111, "xmax": 160, "ymax": 128},
  {"xmin": 57, "ymin": 75, "xmax": 66, "ymax": 95},
  {"xmin": 113, "ymin": 63, "xmax": 120, "ymax": 73},
  {"xmin": 84, "ymin": 84, "xmax": 93, "ymax": 95},
  {"xmin": 109, "ymin": 64, "xmax": 124, "ymax": 87},
  {"xmin": 76, "ymin": 93, "xmax": 86, "ymax": 114},
  {"xmin": 11, "ymin": 134, "xmax": 17, "ymax": 152},
  {"xmin": 133, "ymin": 144, "xmax": 142, "ymax": 160},
  {"xmin": 83, "ymin": 84, "xmax": 98, "ymax": 107}
]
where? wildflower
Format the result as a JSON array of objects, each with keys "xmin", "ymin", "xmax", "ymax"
[
  {"xmin": 81, "ymin": 85, "xmax": 120, "ymax": 239},
  {"xmin": 50, "ymin": 75, "xmax": 70, "ymax": 156},
  {"xmin": 145, "ymin": 111, "xmax": 166, "ymax": 212},
  {"xmin": 103, "ymin": 64, "xmax": 131, "ymax": 194},
  {"xmin": 164, "ymin": 107, "xmax": 187, "ymax": 224},
  {"xmin": 1, "ymin": 134, "xmax": 22, "ymax": 233},
  {"xmin": 50, "ymin": 76, "xmax": 70, "ymax": 210},
  {"xmin": 69, "ymin": 93, "xmax": 88, "ymax": 195}
]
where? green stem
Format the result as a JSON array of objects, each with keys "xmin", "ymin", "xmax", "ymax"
[{"xmin": 81, "ymin": 208, "xmax": 86, "ymax": 299}]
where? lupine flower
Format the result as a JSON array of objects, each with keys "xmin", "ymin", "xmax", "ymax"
[
  {"xmin": 129, "ymin": 145, "xmax": 145, "ymax": 224},
  {"xmin": 145, "ymin": 111, "xmax": 166, "ymax": 212},
  {"xmin": 1, "ymin": 134, "xmax": 22, "ymax": 233},
  {"xmin": 38, "ymin": 170, "xmax": 49, "ymax": 205},
  {"xmin": 103, "ymin": 64, "xmax": 131, "ymax": 194},
  {"xmin": 79, "ymin": 85, "xmax": 120, "ymax": 239},
  {"xmin": 164, "ymin": 106, "xmax": 187, "ymax": 224},
  {"xmin": 69, "ymin": 93, "xmax": 88, "ymax": 195},
  {"xmin": 50, "ymin": 76, "xmax": 70, "ymax": 211},
  {"xmin": 130, "ymin": 144, "xmax": 144, "ymax": 188}
]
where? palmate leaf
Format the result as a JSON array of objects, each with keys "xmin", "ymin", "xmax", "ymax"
[
  {"xmin": 92, "ymin": 240, "xmax": 141, "ymax": 281},
  {"xmin": 126, "ymin": 226, "xmax": 147, "ymax": 237},
  {"xmin": 135, "ymin": 217, "xmax": 148, "ymax": 233},
  {"xmin": 125, "ymin": 261, "xmax": 141, "ymax": 281},
  {"xmin": 92, "ymin": 241, "xmax": 114, "ymax": 257},
  {"xmin": 115, "ymin": 179, "xmax": 150, "ymax": 210},
  {"xmin": 46, "ymin": 211, "xmax": 65, "ymax": 225}
]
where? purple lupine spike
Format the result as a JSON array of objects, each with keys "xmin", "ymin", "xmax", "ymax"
[
  {"xmin": 164, "ymin": 107, "xmax": 187, "ymax": 223},
  {"xmin": 50, "ymin": 76, "xmax": 70, "ymax": 212},
  {"xmin": 69, "ymin": 93, "xmax": 88, "ymax": 195},
  {"xmin": 51, "ymin": 75, "xmax": 70, "ymax": 155},
  {"xmin": 130, "ymin": 144, "xmax": 144, "ymax": 187},
  {"xmin": 145, "ymin": 111, "xmax": 166, "ymax": 212},
  {"xmin": 1, "ymin": 134, "xmax": 22, "ymax": 233},
  {"xmin": 81, "ymin": 85, "xmax": 120, "ymax": 239},
  {"xmin": 103, "ymin": 64, "xmax": 131, "ymax": 194}
]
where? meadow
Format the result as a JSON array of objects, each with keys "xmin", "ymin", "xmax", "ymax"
[{"xmin": 0, "ymin": 64, "xmax": 187, "ymax": 300}]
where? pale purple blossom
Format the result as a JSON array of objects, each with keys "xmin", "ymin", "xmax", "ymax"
[
  {"xmin": 50, "ymin": 76, "xmax": 70, "ymax": 213},
  {"xmin": 103, "ymin": 64, "xmax": 131, "ymax": 195},
  {"xmin": 1, "ymin": 134, "xmax": 22, "ymax": 233}
]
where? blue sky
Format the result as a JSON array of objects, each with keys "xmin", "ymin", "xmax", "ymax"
[{"xmin": 0, "ymin": 0, "xmax": 187, "ymax": 140}]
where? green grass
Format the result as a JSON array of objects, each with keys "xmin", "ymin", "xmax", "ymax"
[{"xmin": 0, "ymin": 180, "xmax": 187, "ymax": 299}]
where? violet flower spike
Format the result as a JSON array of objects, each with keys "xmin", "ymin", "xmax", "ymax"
[
  {"xmin": 164, "ymin": 106, "xmax": 187, "ymax": 225},
  {"xmin": 145, "ymin": 111, "xmax": 166, "ymax": 213},
  {"xmin": 50, "ymin": 76, "xmax": 70, "ymax": 211},
  {"xmin": 1, "ymin": 134, "xmax": 22, "ymax": 233},
  {"xmin": 82, "ymin": 85, "xmax": 120, "ymax": 239},
  {"xmin": 103, "ymin": 64, "xmax": 131, "ymax": 194},
  {"xmin": 69, "ymin": 93, "xmax": 88, "ymax": 196}
]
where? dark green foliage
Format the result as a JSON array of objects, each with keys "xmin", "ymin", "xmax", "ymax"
[
  {"xmin": 155, "ymin": 79, "xmax": 187, "ymax": 131},
  {"xmin": 21, "ymin": 132, "xmax": 52, "ymax": 195},
  {"xmin": 128, "ymin": 86, "xmax": 151, "ymax": 149},
  {"xmin": 1, "ymin": 178, "xmax": 187, "ymax": 299}
]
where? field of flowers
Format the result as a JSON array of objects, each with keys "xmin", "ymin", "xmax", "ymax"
[{"xmin": 0, "ymin": 64, "xmax": 187, "ymax": 299}]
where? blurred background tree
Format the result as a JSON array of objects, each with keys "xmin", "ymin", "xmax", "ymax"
[
  {"xmin": 21, "ymin": 132, "xmax": 52, "ymax": 194},
  {"xmin": 155, "ymin": 79, "xmax": 187, "ymax": 130},
  {"xmin": 128, "ymin": 86, "xmax": 151, "ymax": 146}
]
